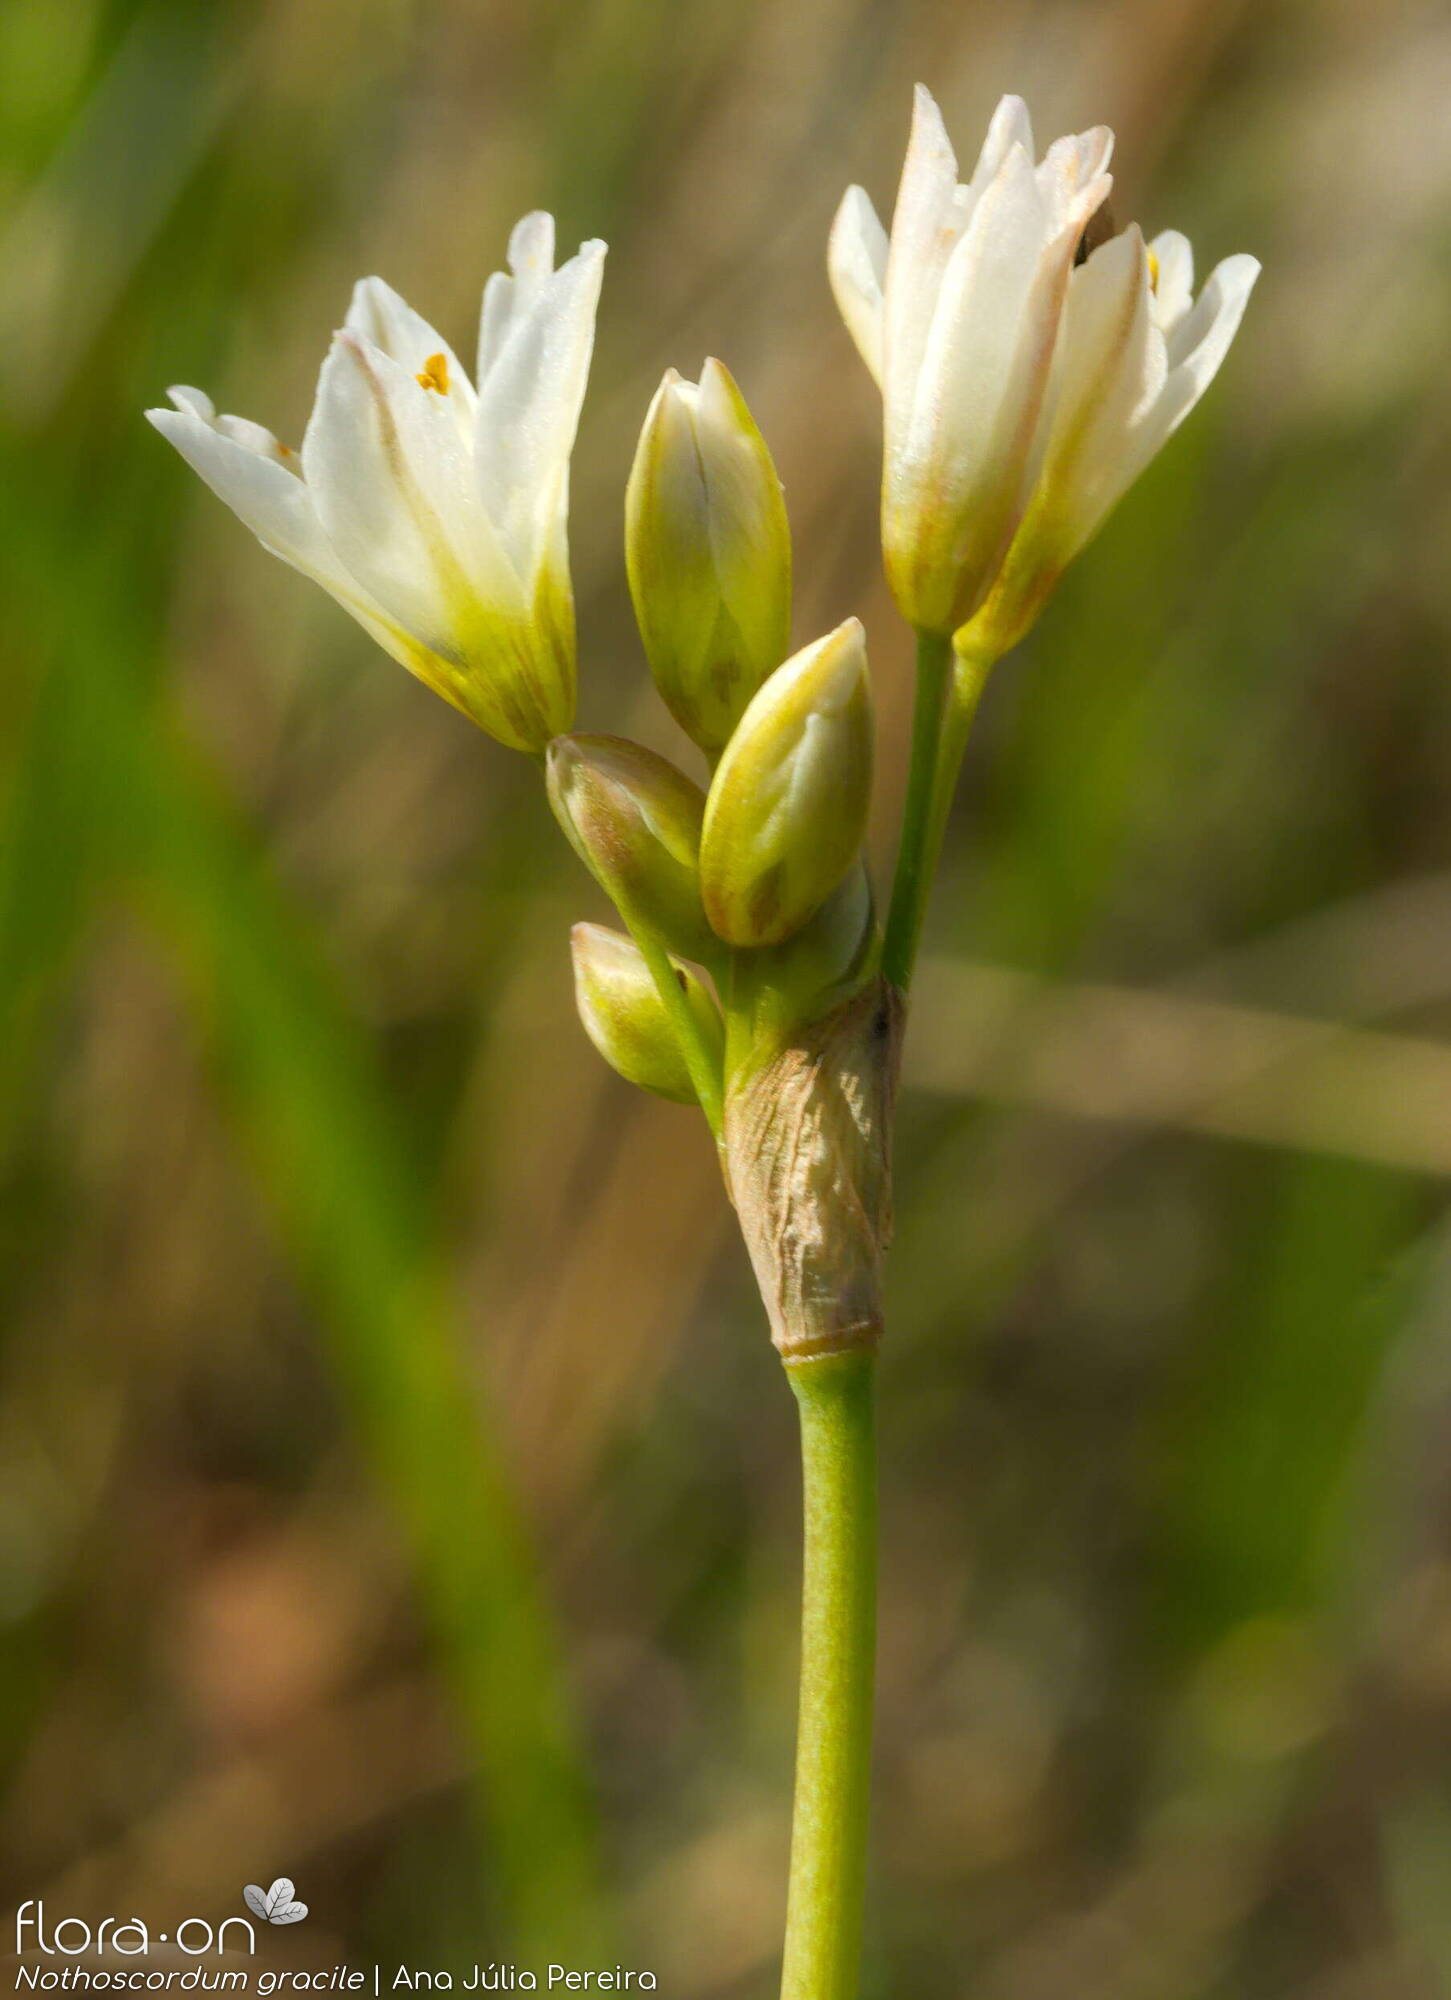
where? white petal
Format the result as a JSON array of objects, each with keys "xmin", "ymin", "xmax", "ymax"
[
  {"xmin": 301, "ymin": 330, "xmax": 520, "ymax": 649},
  {"xmin": 215, "ymin": 412, "xmax": 296, "ymax": 464},
  {"xmin": 1036, "ymin": 125, "xmax": 1114, "ymax": 234},
  {"xmin": 346, "ymin": 277, "xmax": 472, "ymax": 388},
  {"xmin": 1133, "ymin": 251, "xmax": 1258, "ymax": 469},
  {"xmin": 967, "ymin": 95, "xmax": 1035, "ymax": 193},
  {"xmin": 1036, "ymin": 227, "xmax": 1163, "ymax": 553},
  {"xmin": 883, "ymin": 84, "xmax": 963, "ymax": 426},
  {"xmin": 472, "ymin": 238, "xmax": 605, "ymax": 582},
  {"xmin": 884, "ymin": 138, "xmax": 1090, "ymax": 627},
  {"xmin": 900, "ymin": 142, "xmax": 1048, "ymax": 497},
  {"xmin": 1032, "ymin": 238, "xmax": 1256, "ymax": 565},
  {"xmin": 507, "ymin": 211, "xmax": 555, "ymax": 288},
  {"xmin": 1148, "ymin": 229, "xmax": 1194, "ymax": 337},
  {"xmin": 1060, "ymin": 229, "xmax": 1160, "ymax": 423},
  {"xmin": 147, "ymin": 404, "xmax": 393, "ymax": 625},
  {"xmin": 167, "ymin": 384, "xmax": 215, "ymax": 420},
  {"xmin": 1162, "ymin": 250, "xmax": 1260, "ymax": 380},
  {"xmin": 828, "ymin": 186, "xmax": 888, "ymax": 387},
  {"xmin": 477, "ymin": 211, "xmax": 558, "ymax": 386},
  {"xmin": 345, "ymin": 276, "xmax": 476, "ymax": 440},
  {"xmin": 164, "ymin": 386, "xmax": 299, "ymax": 472}
]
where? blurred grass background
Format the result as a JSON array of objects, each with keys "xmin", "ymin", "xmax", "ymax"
[{"xmin": 4, "ymin": 0, "xmax": 1451, "ymax": 1993}]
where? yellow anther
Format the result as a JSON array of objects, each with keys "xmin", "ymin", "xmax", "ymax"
[
  {"xmin": 416, "ymin": 352, "xmax": 450, "ymax": 394},
  {"xmin": 1147, "ymin": 248, "xmax": 1160, "ymax": 292}
]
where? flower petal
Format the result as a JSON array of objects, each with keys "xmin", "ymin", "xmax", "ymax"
[
  {"xmin": 145, "ymin": 397, "xmax": 457, "ymax": 691},
  {"xmin": 345, "ymin": 276, "xmax": 476, "ymax": 440},
  {"xmin": 1148, "ymin": 229, "xmax": 1194, "ymax": 337},
  {"xmin": 968, "ymin": 229, "xmax": 1257, "ymax": 657},
  {"xmin": 883, "ymin": 84, "xmax": 963, "ymax": 429},
  {"xmin": 1034, "ymin": 226, "xmax": 1164, "ymax": 557},
  {"xmin": 149, "ymin": 402, "xmax": 372, "ymax": 607},
  {"xmin": 966, "ymin": 94, "xmax": 1035, "ymax": 194},
  {"xmin": 301, "ymin": 329, "xmax": 520, "ymax": 649},
  {"xmin": 828, "ymin": 186, "xmax": 889, "ymax": 387},
  {"xmin": 1129, "ymin": 252, "xmax": 1260, "ymax": 474},
  {"xmin": 472, "ymin": 237, "xmax": 605, "ymax": 583},
  {"xmin": 889, "ymin": 142, "xmax": 1061, "ymax": 619},
  {"xmin": 166, "ymin": 384, "xmax": 215, "ymax": 420},
  {"xmin": 1035, "ymin": 124, "xmax": 1114, "ymax": 234},
  {"xmin": 215, "ymin": 413, "xmax": 295, "ymax": 463},
  {"xmin": 477, "ymin": 211, "xmax": 558, "ymax": 386},
  {"xmin": 1162, "ymin": 250, "xmax": 1260, "ymax": 382}
]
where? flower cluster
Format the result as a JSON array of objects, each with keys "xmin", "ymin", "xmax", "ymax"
[
  {"xmin": 149, "ymin": 87, "xmax": 1256, "ymax": 1116},
  {"xmin": 146, "ymin": 96, "xmax": 1263, "ymax": 1998}
]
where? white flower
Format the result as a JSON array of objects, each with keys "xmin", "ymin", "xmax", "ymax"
[
  {"xmin": 830, "ymin": 88, "xmax": 1113, "ymax": 636},
  {"xmin": 147, "ymin": 214, "xmax": 605, "ymax": 751},
  {"xmin": 958, "ymin": 224, "xmax": 1260, "ymax": 658}
]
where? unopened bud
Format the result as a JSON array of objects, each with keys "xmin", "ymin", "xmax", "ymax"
[
  {"xmin": 699, "ymin": 619, "xmax": 873, "ymax": 947},
  {"xmin": 571, "ymin": 923, "xmax": 724, "ymax": 1105},
  {"xmin": 626, "ymin": 360, "xmax": 791, "ymax": 754},
  {"xmin": 547, "ymin": 733, "xmax": 715, "ymax": 962}
]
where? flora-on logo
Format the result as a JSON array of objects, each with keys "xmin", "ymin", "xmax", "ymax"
[
  {"xmin": 242, "ymin": 1880, "xmax": 308, "ymax": 1926},
  {"xmin": 15, "ymin": 1901, "xmax": 255, "ymax": 1960}
]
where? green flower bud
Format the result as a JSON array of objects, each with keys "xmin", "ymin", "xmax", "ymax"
[
  {"xmin": 626, "ymin": 359, "xmax": 791, "ymax": 755},
  {"xmin": 570, "ymin": 923, "xmax": 724, "ymax": 1105},
  {"xmin": 699, "ymin": 619, "xmax": 873, "ymax": 948},
  {"xmin": 547, "ymin": 733, "xmax": 715, "ymax": 962}
]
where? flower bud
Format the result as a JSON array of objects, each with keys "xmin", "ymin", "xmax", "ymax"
[
  {"xmin": 626, "ymin": 360, "xmax": 791, "ymax": 754},
  {"xmin": 547, "ymin": 733, "xmax": 715, "ymax": 962},
  {"xmin": 571, "ymin": 923, "xmax": 724, "ymax": 1105},
  {"xmin": 700, "ymin": 619, "xmax": 873, "ymax": 947}
]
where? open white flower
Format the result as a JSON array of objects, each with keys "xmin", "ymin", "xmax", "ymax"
[
  {"xmin": 830, "ymin": 88, "xmax": 1113, "ymax": 636},
  {"xmin": 958, "ymin": 224, "xmax": 1260, "ymax": 661},
  {"xmin": 147, "ymin": 214, "xmax": 605, "ymax": 751}
]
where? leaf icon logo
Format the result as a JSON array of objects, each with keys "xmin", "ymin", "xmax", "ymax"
[{"xmin": 244, "ymin": 1879, "xmax": 309, "ymax": 1925}]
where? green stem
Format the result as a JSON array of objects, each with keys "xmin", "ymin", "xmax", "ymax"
[
  {"xmin": 881, "ymin": 629, "xmax": 952, "ymax": 993},
  {"xmin": 780, "ymin": 1349, "xmax": 878, "ymax": 2000},
  {"xmin": 881, "ymin": 631, "xmax": 994, "ymax": 996},
  {"xmin": 631, "ymin": 920, "xmax": 725, "ymax": 1138}
]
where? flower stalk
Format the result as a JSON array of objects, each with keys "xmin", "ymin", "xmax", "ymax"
[
  {"xmin": 631, "ymin": 922, "xmax": 726, "ymax": 1137},
  {"xmin": 780, "ymin": 1350, "xmax": 878, "ymax": 2000},
  {"xmin": 882, "ymin": 632, "xmax": 997, "ymax": 996}
]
